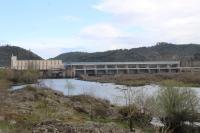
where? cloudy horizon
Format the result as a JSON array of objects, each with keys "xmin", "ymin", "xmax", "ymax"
[{"xmin": 1, "ymin": 0, "xmax": 200, "ymax": 59}]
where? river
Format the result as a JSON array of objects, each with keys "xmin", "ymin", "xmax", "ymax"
[{"xmin": 11, "ymin": 79, "xmax": 200, "ymax": 105}]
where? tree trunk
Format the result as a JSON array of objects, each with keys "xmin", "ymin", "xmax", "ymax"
[{"xmin": 129, "ymin": 117, "xmax": 134, "ymax": 132}]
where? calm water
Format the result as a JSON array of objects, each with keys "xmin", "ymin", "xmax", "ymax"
[{"xmin": 12, "ymin": 79, "xmax": 200, "ymax": 105}]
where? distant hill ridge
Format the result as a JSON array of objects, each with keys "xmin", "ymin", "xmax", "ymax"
[
  {"xmin": 1, "ymin": 43, "xmax": 200, "ymax": 67},
  {"xmin": 0, "ymin": 45, "xmax": 42, "ymax": 67},
  {"xmin": 54, "ymin": 42, "xmax": 200, "ymax": 62}
]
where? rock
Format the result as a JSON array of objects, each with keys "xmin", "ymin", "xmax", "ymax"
[
  {"xmin": 9, "ymin": 120, "xmax": 16, "ymax": 125},
  {"xmin": 15, "ymin": 102, "xmax": 33, "ymax": 114},
  {"xmin": 73, "ymin": 102, "xmax": 89, "ymax": 114},
  {"xmin": 71, "ymin": 95, "xmax": 120, "ymax": 118},
  {"xmin": 0, "ymin": 116, "xmax": 5, "ymax": 121},
  {"xmin": 32, "ymin": 120, "xmax": 129, "ymax": 133},
  {"xmin": 11, "ymin": 89, "xmax": 36, "ymax": 102},
  {"xmin": 58, "ymin": 97, "xmax": 71, "ymax": 104},
  {"xmin": 53, "ymin": 91, "xmax": 64, "ymax": 97}
]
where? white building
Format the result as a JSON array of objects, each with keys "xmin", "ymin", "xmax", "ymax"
[{"xmin": 11, "ymin": 56, "xmax": 64, "ymax": 70}]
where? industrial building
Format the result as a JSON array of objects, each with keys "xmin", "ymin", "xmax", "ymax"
[
  {"xmin": 11, "ymin": 56, "xmax": 65, "ymax": 78},
  {"xmin": 11, "ymin": 56, "xmax": 64, "ymax": 70}
]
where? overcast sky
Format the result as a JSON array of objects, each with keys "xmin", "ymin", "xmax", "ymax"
[{"xmin": 0, "ymin": 0, "xmax": 200, "ymax": 58}]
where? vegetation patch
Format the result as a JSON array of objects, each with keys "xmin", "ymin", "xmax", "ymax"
[{"xmin": 81, "ymin": 72, "xmax": 200, "ymax": 87}]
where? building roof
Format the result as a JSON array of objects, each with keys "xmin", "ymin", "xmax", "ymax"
[{"xmin": 64, "ymin": 61, "xmax": 180, "ymax": 66}]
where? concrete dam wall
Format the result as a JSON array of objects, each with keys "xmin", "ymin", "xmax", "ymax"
[
  {"xmin": 11, "ymin": 56, "xmax": 200, "ymax": 78},
  {"xmin": 64, "ymin": 61, "xmax": 181, "ymax": 77}
]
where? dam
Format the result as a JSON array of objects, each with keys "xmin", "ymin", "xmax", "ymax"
[
  {"xmin": 11, "ymin": 56, "xmax": 200, "ymax": 78},
  {"xmin": 64, "ymin": 61, "xmax": 180, "ymax": 77}
]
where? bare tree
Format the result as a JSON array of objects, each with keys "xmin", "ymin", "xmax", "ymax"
[
  {"xmin": 65, "ymin": 79, "xmax": 74, "ymax": 96},
  {"xmin": 121, "ymin": 86, "xmax": 151, "ymax": 131}
]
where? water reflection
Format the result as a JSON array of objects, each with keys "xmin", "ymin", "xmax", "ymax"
[{"xmin": 12, "ymin": 79, "xmax": 200, "ymax": 105}]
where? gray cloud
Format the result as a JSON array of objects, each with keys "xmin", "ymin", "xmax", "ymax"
[{"xmin": 94, "ymin": 0, "xmax": 200, "ymax": 44}]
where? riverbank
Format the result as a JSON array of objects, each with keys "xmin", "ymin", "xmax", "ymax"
[
  {"xmin": 80, "ymin": 72, "xmax": 200, "ymax": 87},
  {"xmin": 0, "ymin": 86, "xmax": 133, "ymax": 133},
  {"xmin": 1, "ymin": 78, "xmax": 199, "ymax": 132}
]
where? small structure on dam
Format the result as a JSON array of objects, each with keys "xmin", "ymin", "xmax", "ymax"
[
  {"xmin": 11, "ymin": 56, "xmax": 65, "ymax": 78},
  {"xmin": 65, "ymin": 61, "xmax": 180, "ymax": 77}
]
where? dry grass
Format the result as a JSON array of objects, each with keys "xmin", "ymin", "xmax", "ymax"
[{"xmin": 81, "ymin": 72, "xmax": 200, "ymax": 87}]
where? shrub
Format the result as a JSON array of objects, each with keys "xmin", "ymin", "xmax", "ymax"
[
  {"xmin": 0, "ymin": 69, "xmax": 39, "ymax": 84},
  {"xmin": 11, "ymin": 70, "xmax": 40, "ymax": 84},
  {"xmin": 152, "ymin": 82, "xmax": 200, "ymax": 133}
]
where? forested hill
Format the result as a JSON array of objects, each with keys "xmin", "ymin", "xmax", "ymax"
[
  {"xmin": 2, "ymin": 43, "xmax": 200, "ymax": 67},
  {"xmin": 0, "ymin": 45, "xmax": 42, "ymax": 67},
  {"xmin": 54, "ymin": 43, "xmax": 200, "ymax": 62}
]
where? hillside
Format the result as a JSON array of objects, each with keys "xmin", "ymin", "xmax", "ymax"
[
  {"xmin": 0, "ymin": 45, "xmax": 42, "ymax": 67},
  {"xmin": 54, "ymin": 43, "xmax": 200, "ymax": 62}
]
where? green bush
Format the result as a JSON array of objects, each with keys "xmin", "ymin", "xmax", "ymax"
[{"xmin": 153, "ymin": 81, "xmax": 200, "ymax": 133}]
